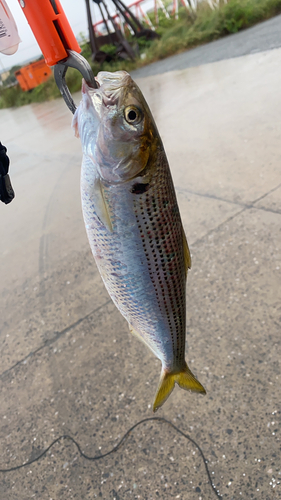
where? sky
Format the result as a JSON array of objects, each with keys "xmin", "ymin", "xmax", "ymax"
[{"xmin": 0, "ymin": 0, "xmax": 153, "ymax": 71}]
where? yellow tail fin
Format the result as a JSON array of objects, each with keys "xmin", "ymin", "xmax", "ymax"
[{"xmin": 153, "ymin": 362, "xmax": 206, "ymax": 412}]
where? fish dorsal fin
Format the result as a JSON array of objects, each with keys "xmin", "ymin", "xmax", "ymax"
[
  {"xmin": 183, "ymin": 231, "xmax": 191, "ymax": 276},
  {"xmin": 93, "ymin": 176, "xmax": 113, "ymax": 232}
]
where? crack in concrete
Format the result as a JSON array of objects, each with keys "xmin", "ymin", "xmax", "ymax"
[
  {"xmin": 251, "ymin": 182, "xmax": 281, "ymax": 210},
  {"xmin": 187, "ymin": 183, "xmax": 281, "ymax": 247},
  {"xmin": 0, "ymin": 299, "xmax": 112, "ymax": 381},
  {"xmin": 192, "ymin": 207, "xmax": 247, "ymax": 248},
  {"xmin": 176, "ymin": 186, "xmax": 246, "ymax": 209},
  {"xmin": 252, "ymin": 205, "xmax": 281, "ymax": 215},
  {"xmin": 176, "ymin": 182, "xmax": 281, "ymax": 215}
]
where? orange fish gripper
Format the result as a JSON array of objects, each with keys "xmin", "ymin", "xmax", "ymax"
[{"xmin": 18, "ymin": 0, "xmax": 97, "ymax": 113}]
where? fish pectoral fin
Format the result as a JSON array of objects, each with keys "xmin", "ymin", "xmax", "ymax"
[
  {"xmin": 153, "ymin": 363, "xmax": 206, "ymax": 412},
  {"xmin": 72, "ymin": 108, "xmax": 80, "ymax": 138},
  {"xmin": 183, "ymin": 231, "xmax": 191, "ymax": 276},
  {"xmin": 93, "ymin": 176, "xmax": 113, "ymax": 232}
]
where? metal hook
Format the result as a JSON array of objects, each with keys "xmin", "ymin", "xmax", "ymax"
[{"xmin": 54, "ymin": 50, "xmax": 97, "ymax": 114}]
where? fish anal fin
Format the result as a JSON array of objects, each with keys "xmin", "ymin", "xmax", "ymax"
[
  {"xmin": 153, "ymin": 362, "xmax": 205, "ymax": 412},
  {"xmin": 129, "ymin": 324, "xmax": 158, "ymax": 357},
  {"xmin": 129, "ymin": 324, "xmax": 142, "ymax": 341},
  {"xmin": 183, "ymin": 231, "xmax": 191, "ymax": 276}
]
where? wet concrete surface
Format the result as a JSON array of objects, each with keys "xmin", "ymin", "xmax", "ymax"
[
  {"xmin": 0, "ymin": 45, "xmax": 281, "ymax": 499},
  {"xmin": 132, "ymin": 14, "xmax": 281, "ymax": 78}
]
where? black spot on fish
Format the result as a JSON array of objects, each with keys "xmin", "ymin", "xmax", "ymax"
[{"xmin": 130, "ymin": 183, "xmax": 150, "ymax": 195}]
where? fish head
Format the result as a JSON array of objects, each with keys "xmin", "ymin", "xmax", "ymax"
[{"xmin": 73, "ymin": 71, "xmax": 160, "ymax": 183}]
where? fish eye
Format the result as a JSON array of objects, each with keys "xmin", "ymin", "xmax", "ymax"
[{"xmin": 124, "ymin": 105, "xmax": 143, "ymax": 125}]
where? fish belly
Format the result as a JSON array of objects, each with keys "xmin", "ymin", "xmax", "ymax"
[{"xmin": 81, "ymin": 154, "xmax": 187, "ymax": 372}]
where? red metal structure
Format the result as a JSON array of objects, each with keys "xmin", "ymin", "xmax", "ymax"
[
  {"xmin": 88, "ymin": 0, "xmax": 158, "ymax": 62},
  {"xmin": 93, "ymin": 0, "xmax": 155, "ymax": 34}
]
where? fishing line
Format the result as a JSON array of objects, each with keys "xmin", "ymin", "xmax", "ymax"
[{"xmin": 0, "ymin": 416, "xmax": 222, "ymax": 498}]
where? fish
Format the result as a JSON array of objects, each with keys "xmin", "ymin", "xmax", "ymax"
[{"xmin": 73, "ymin": 70, "xmax": 206, "ymax": 411}]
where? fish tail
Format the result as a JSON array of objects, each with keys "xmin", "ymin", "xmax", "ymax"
[{"xmin": 153, "ymin": 362, "xmax": 206, "ymax": 412}]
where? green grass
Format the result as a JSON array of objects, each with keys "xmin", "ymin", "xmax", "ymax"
[
  {"xmin": 142, "ymin": 0, "xmax": 281, "ymax": 63},
  {"xmin": 1, "ymin": 0, "xmax": 281, "ymax": 108},
  {"xmin": 0, "ymin": 67, "xmax": 88, "ymax": 108}
]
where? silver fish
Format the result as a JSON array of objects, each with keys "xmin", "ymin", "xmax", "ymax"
[{"xmin": 73, "ymin": 71, "xmax": 205, "ymax": 411}]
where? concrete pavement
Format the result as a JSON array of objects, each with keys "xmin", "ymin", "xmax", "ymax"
[{"xmin": 0, "ymin": 44, "xmax": 281, "ymax": 499}]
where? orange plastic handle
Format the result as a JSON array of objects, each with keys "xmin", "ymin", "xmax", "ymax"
[{"xmin": 17, "ymin": 0, "xmax": 81, "ymax": 66}]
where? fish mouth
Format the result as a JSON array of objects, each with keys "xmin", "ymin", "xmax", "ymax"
[
  {"xmin": 82, "ymin": 71, "xmax": 132, "ymax": 114},
  {"xmin": 95, "ymin": 70, "xmax": 131, "ymax": 90}
]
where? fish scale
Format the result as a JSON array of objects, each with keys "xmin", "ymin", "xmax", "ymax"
[
  {"xmin": 132, "ymin": 158, "xmax": 186, "ymax": 367},
  {"xmin": 74, "ymin": 70, "xmax": 205, "ymax": 411}
]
